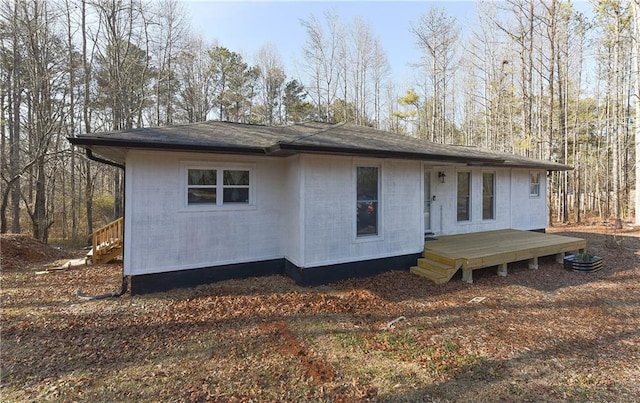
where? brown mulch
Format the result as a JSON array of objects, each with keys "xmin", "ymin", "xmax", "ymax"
[{"xmin": 1, "ymin": 225, "xmax": 639, "ymax": 402}]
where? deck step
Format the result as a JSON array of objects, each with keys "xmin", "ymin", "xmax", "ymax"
[
  {"xmin": 89, "ymin": 246, "xmax": 123, "ymax": 264},
  {"xmin": 410, "ymin": 266, "xmax": 452, "ymax": 284},
  {"xmin": 87, "ymin": 239, "xmax": 123, "ymax": 264},
  {"xmin": 417, "ymin": 258, "xmax": 454, "ymax": 276},
  {"xmin": 423, "ymin": 250, "xmax": 459, "ymax": 268},
  {"xmin": 411, "ymin": 255, "xmax": 459, "ymax": 284}
]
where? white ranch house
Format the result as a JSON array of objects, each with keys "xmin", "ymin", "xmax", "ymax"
[{"xmin": 70, "ymin": 121, "xmax": 571, "ymax": 294}]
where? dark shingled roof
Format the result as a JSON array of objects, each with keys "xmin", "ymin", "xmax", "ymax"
[{"xmin": 69, "ymin": 121, "xmax": 571, "ymax": 171}]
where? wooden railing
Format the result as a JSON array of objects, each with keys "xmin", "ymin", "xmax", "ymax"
[{"xmin": 92, "ymin": 217, "xmax": 124, "ymax": 264}]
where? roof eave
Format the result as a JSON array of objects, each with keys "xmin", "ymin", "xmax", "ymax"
[
  {"xmin": 68, "ymin": 136, "xmax": 570, "ymax": 171},
  {"xmin": 267, "ymin": 142, "xmax": 506, "ymax": 164},
  {"xmin": 502, "ymin": 162, "xmax": 573, "ymax": 171},
  {"xmin": 69, "ymin": 137, "xmax": 267, "ymax": 156}
]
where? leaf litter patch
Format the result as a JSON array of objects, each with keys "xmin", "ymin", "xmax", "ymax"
[{"xmin": 1, "ymin": 225, "xmax": 639, "ymax": 401}]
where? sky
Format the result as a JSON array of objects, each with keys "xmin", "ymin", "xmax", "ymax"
[
  {"xmin": 182, "ymin": 0, "xmax": 595, "ymax": 88},
  {"xmin": 182, "ymin": 1, "xmax": 482, "ymax": 83}
]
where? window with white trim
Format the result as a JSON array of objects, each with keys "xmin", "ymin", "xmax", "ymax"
[
  {"xmin": 457, "ymin": 171, "xmax": 471, "ymax": 222},
  {"xmin": 482, "ymin": 172, "xmax": 495, "ymax": 220},
  {"xmin": 530, "ymin": 172, "xmax": 540, "ymax": 197},
  {"xmin": 188, "ymin": 169, "xmax": 217, "ymax": 204},
  {"xmin": 223, "ymin": 170, "xmax": 250, "ymax": 204},
  {"xmin": 186, "ymin": 167, "xmax": 251, "ymax": 206},
  {"xmin": 356, "ymin": 166, "xmax": 379, "ymax": 237}
]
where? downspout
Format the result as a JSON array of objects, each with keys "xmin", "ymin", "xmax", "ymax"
[
  {"xmin": 77, "ymin": 277, "xmax": 128, "ymax": 300},
  {"xmin": 77, "ymin": 148, "xmax": 128, "ymax": 299}
]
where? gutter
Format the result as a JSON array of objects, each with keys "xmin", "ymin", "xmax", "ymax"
[
  {"xmin": 70, "ymin": 137, "xmax": 266, "ymax": 156},
  {"xmin": 72, "ymin": 135, "xmax": 572, "ymax": 171},
  {"xmin": 86, "ymin": 148, "xmax": 125, "ymax": 169},
  {"xmin": 71, "ymin": 136, "xmax": 507, "ymax": 165}
]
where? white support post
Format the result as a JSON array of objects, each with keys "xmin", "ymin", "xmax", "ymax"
[
  {"xmin": 555, "ymin": 252, "xmax": 565, "ymax": 264},
  {"xmin": 497, "ymin": 263, "xmax": 508, "ymax": 277},
  {"xmin": 462, "ymin": 268, "xmax": 473, "ymax": 284},
  {"xmin": 528, "ymin": 256, "xmax": 539, "ymax": 270}
]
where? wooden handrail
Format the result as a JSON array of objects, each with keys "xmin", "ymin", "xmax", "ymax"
[{"xmin": 92, "ymin": 217, "xmax": 123, "ymax": 258}]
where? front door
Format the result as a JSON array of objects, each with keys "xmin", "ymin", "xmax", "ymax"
[{"xmin": 424, "ymin": 167, "xmax": 431, "ymax": 233}]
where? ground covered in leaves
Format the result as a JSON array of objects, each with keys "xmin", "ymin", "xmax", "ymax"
[{"xmin": 1, "ymin": 226, "xmax": 639, "ymax": 402}]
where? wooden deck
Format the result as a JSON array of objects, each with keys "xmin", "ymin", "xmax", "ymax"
[{"xmin": 410, "ymin": 229, "xmax": 587, "ymax": 284}]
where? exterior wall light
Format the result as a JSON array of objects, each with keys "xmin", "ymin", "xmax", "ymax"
[{"xmin": 438, "ymin": 171, "xmax": 446, "ymax": 183}]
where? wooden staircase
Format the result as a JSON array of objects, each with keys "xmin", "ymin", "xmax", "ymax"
[
  {"xmin": 410, "ymin": 250, "xmax": 462, "ymax": 284},
  {"xmin": 87, "ymin": 217, "xmax": 123, "ymax": 264}
]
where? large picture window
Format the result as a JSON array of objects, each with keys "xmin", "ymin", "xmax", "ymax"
[
  {"xmin": 530, "ymin": 172, "xmax": 540, "ymax": 197},
  {"xmin": 457, "ymin": 172, "xmax": 471, "ymax": 222},
  {"xmin": 186, "ymin": 167, "xmax": 251, "ymax": 206},
  {"xmin": 482, "ymin": 172, "xmax": 495, "ymax": 220},
  {"xmin": 356, "ymin": 166, "xmax": 379, "ymax": 237}
]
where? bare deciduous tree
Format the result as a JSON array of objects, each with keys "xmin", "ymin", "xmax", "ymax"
[
  {"xmin": 150, "ymin": 0, "xmax": 187, "ymax": 126},
  {"xmin": 255, "ymin": 42, "xmax": 285, "ymax": 125},
  {"xmin": 175, "ymin": 36, "xmax": 215, "ymax": 123},
  {"xmin": 410, "ymin": 6, "xmax": 460, "ymax": 142},
  {"xmin": 0, "ymin": 0, "xmax": 637, "ymax": 241},
  {"xmin": 300, "ymin": 11, "xmax": 342, "ymax": 122},
  {"xmin": 632, "ymin": 0, "xmax": 640, "ymax": 225}
]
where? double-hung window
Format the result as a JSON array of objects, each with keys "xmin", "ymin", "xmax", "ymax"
[
  {"xmin": 356, "ymin": 166, "xmax": 379, "ymax": 237},
  {"xmin": 223, "ymin": 170, "xmax": 250, "ymax": 204},
  {"xmin": 188, "ymin": 169, "xmax": 217, "ymax": 204},
  {"xmin": 482, "ymin": 172, "xmax": 495, "ymax": 220},
  {"xmin": 186, "ymin": 166, "xmax": 252, "ymax": 207},
  {"xmin": 530, "ymin": 172, "xmax": 540, "ymax": 197}
]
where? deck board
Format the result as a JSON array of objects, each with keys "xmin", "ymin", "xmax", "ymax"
[{"xmin": 424, "ymin": 229, "xmax": 586, "ymax": 272}]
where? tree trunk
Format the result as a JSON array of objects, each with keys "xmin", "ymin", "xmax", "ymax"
[
  {"xmin": 10, "ymin": 0, "xmax": 21, "ymax": 233},
  {"xmin": 65, "ymin": 0, "xmax": 78, "ymax": 241},
  {"xmin": 634, "ymin": 0, "xmax": 640, "ymax": 225},
  {"xmin": 0, "ymin": 83, "xmax": 6, "ymax": 233},
  {"xmin": 114, "ymin": 168, "xmax": 123, "ymax": 220},
  {"xmin": 32, "ymin": 157, "xmax": 48, "ymax": 242},
  {"xmin": 556, "ymin": 16, "xmax": 569, "ymax": 224},
  {"xmin": 82, "ymin": 0, "xmax": 94, "ymax": 237},
  {"xmin": 546, "ymin": 0, "xmax": 557, "ymax": 226},
  {"xmin": 612, "ymin": 2, "xmax": 622, "ymax": 228}
]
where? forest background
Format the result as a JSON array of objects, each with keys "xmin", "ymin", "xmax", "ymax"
[{"xmin": 1, "ymin": 0, "xmax": 639, "ymax": 244}]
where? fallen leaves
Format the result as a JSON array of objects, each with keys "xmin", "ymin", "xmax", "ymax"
[{"xmin": 1, "ymin": 225, "xmax": 639, "ymax": 401}]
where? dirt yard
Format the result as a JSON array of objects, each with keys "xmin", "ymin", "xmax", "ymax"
[{"xmin": 1, "ymin": 226, "xmax": 639, "ymax": 402}]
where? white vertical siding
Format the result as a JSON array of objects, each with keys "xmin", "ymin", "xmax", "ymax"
[
  {"xmin": 300, "ymin": 155, "xmax": 424, "ymax": 268},
  {"xmin": 122, "ymin": 150, "xmax": 549, "ymax": 276},
  {"xmin": 300, "ymin": 155, "xmax": 354, "ymax": 266},
  {"xmin": 124, "ymin": 150, "xmax": 285, "ymax": 275},
  {"xmin": 281, "ymin": 155, "xmax": 303, "ymax": 266},
  {"xmin": 510, "ymin": 169, "xmax": 548, "ymax": 230},
  {"xmin": 429, "ymin": 166, "xmax": 547, "ymax": 235}
]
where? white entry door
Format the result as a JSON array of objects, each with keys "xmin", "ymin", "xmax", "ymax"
[{"xmin": 424, "ymin": 167, "xmax": 431, "ymax": 233}]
